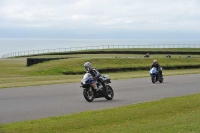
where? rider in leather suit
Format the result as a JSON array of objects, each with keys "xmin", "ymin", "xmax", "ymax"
[
  {"xmin": 84, "ymin": 62, "xmax": 104, "ymax": 90},
  {"xmin": 151, "ymin": 59, "xmax": 163, "ymax": 77}
]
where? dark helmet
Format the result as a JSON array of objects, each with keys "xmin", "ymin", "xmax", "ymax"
[{"xmin": 84, "ymin": 62, "xmax": 91, "ymax": 72}]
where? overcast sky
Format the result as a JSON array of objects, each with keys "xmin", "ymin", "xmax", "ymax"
[{"xmin": 1, "ymin": 0, "xmax": 200, "ymax": 39}]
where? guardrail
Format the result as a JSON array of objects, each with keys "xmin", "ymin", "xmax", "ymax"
[{"xmin": 1, "ymin": 44, "xmax": 200, "ymax": 58}]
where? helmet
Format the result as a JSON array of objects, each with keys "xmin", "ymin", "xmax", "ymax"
[
  {"xmin": 153, "ymin": 59, "xmax": 157, "ymax": 64},
  {"xmin": 84, "ymin": 62, "xmax": 91, "ymax": 72}
]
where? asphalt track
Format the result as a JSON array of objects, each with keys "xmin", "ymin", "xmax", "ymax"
[{"xmin": 0, "ymin": 74, "xmax": 200, "ymax": 124}]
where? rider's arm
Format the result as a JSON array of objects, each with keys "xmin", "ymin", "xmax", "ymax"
[
  {"xmin": 157, "ymin": 64, "xmax": 161, "ymax": 71},
  {"xmin": 91, "ymin": 68, "xmax": 101, "ymax": 78},
  {"xmin": 158, "ymin": 64, "xmax": 161, "ymax": 68}
]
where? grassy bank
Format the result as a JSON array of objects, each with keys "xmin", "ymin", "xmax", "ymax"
[
  {"xmin": 1, "ymin": 93, "xmax": 200, "ymax": 133},
  {"xmin": 1, "ymin": 49, "xmax": 200, "ymax": 132},
  {"xmin": 1, "ymin": 69, "xmax": 200, "ymax": 88},
  {"xmin": 1, "ymin": 58, "xmax": 200, "ymax": 88},
  {"xmin": 24, "ymin": 58, "xmax": 200, "ymax": 75},
  {"xmin": 4, "ymin": 58, "xmax": 200, "ymax": 76}
]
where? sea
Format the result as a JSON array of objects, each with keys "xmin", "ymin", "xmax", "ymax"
[{"xmin": 0, "ymin": 38, "xmax": 200, "ymax": 58}]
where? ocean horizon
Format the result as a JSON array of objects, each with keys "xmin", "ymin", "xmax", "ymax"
[{"xmin": 1, "ymin": 38, "xmax": 200, "ymax": 58}]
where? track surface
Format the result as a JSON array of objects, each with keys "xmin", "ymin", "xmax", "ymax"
[{"xmin": 0, "ymin": 74, "xmax": 200, "ymax": 124}]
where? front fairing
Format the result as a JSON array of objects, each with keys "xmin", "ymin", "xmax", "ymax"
[
  {"xmin": 81, "ymin": 73, "xmax": 96, "ymax": 87},
  {"xmin": 150, "ymin": 67, "xmax": 158, "ymax": 75},
  {"xmin": 81, "ymin": 73, "xmax": 90, "ymax": 84}
]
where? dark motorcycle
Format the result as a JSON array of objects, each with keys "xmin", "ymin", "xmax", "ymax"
[
  {"xmin": 150, "ymin": 67, "xmax": 164, "ymax": 83},
  {"xmin": 80, "ymin": 73, "xmax": 114, "ymax": 102}
]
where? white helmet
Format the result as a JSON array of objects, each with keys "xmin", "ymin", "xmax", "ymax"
[{"xmin": 84, "ymin": 62, "xmax": 91, "ymax": 72}]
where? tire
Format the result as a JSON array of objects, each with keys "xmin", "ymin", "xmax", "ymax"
[
  {"xmin": 159, "ymin": 76, "xmax": 164, "ymax": 83},
  {"xmin": 151, "ymin": 75, "xmax": 156, "ymax": 83},
  {"xmin": 104, "ymin": 85, "xmax": 114, "ymax": 100},
  {"xmin": 83, "ymin": 87, "xmax": 94, "ymax": 102}
]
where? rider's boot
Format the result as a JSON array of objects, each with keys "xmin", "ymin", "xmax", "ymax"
[{"xmin": 96, "ymin": 83, "xmax": 103, "ymax": 91}]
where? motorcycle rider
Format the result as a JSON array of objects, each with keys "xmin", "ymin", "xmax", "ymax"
[
  {"xmin": 151, "ymin": 59, "xmax": 163, "ymax": 77},
  {"xmin": 84, "ymin": 62, "xmax": 104, "ymax": 91}
]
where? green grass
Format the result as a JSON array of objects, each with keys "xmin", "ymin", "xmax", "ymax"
[
  {"xmin": 1, "ymin": 69, "xmax": 200, "ymax": 88},
  {"xmin": 1, "ymin": 68, "xmax": 200, "ymax": 88},
  {"xmin": 1, "ymin": 58, "xmax": 200, "ymax": 88},
  {"xmin": 1, "ymin": 93, "xmax": 200, "ymax": 133},
  {"xmin": 1, "ymin": 50, "xmax": 200, "ymax": 132},
  {"xmin": 26, "ymin": 58, "xmax": 200, "ymax": 75},
  {"xmin": 2, "ymin": 58, "xmax": 198, "ymax": 76}
]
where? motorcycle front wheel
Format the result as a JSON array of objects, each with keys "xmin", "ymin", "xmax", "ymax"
[
  {"xmin": 83, "ymin": 87, "xmax": 94, "ymax": 102},
  {"xmin": 151, "ymin": 75, "xmax": 156, "ymax": 83},
  {"xmin": 104, "ymin": 85, "xmax": 114, "ymax": 100}
]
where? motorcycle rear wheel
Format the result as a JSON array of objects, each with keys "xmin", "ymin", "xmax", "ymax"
[
  {"xmin": 159, "ymin": 76, "xmax": 164, "ymax": 83},
  {"xmin": 83, "ymin": 87, "xmax": 94, "ymax": 102},
  {"xmin": 104, "ymin": 85, "xmax": 114, "ymax": 100}
]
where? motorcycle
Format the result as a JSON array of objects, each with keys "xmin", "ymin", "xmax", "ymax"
[
  {"xmin": 80, "ymin": 73, "xmax": 114, "ymax": 102},
  {"xmin": 150, "ymin": 67, "xmax": 164, "ymax": 83}
]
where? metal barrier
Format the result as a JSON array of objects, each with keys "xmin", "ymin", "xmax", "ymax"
[{"xmin": 1, "ymin": 44, "xmax": 200, "ymax": 58}]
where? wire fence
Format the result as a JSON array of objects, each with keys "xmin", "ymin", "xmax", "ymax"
[{"xmin": 1, "ymin": 44, "xmax": 200, "ymax": 58}]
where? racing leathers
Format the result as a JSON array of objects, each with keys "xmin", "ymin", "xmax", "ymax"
[
  {"xmin": 88, "ymin": 68, "xmax": 104, "ymax": 90},
  {"xmin": 151, "ymin": 63, "xmax": 163, "ymax": 77}
]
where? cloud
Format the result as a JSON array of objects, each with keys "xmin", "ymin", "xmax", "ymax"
[{"xmin": 0, "ymin": 0, "xmax": 200, "ymax": 32}]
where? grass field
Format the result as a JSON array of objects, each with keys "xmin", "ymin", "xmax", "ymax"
[
  {"xmin": 11, "ymin": 58, "xmax": 200, "ymax": 75},
  {"xmin": 1, "ymin": 93, "xmax": 200, "ymax": 133},
  {"xmin": 1, "ymin": 58, "xmax": 200, "ymax": 88},
  {"xmin": 1, "ymin": 68, "xmax": 200, "ymax": 88},
  {"xmin": 0, "ymin": 49, "xmax": 200, "ymax": 132}
]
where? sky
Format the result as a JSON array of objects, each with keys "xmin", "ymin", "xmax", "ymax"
[{"xmin": 0, "ymin": 0, "xmax": 200, "ymax": 39}]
